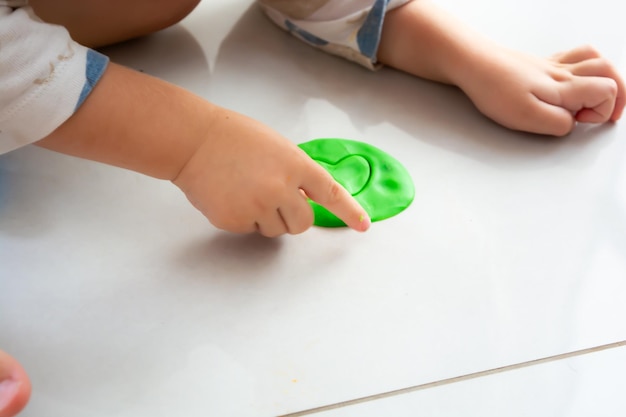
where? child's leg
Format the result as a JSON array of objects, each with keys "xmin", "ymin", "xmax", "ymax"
[{"xmin": 29, "ymin": 0, "xmax": 201, "ymax": 47}]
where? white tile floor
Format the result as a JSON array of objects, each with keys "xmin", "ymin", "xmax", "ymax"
[
  {"xmin": 312, "ymin": 342, "xmax": 626, "ymax": 417},
  {"xmin": 1, "ymin": 1, "xmax": 625, "ymax": 416}
]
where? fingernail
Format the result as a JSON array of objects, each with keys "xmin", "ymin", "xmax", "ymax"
[{"xmin": 0, "ymin": 378, "xmax": 20, "ymax": 412}]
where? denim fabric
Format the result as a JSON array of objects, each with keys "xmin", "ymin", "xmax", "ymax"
[{"xmin": 75, "ymin": 48, "xmax": 109, "ymax": 110}]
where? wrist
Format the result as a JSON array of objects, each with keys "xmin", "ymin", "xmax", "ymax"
[{"xmin": 378, "ymin": 0, "xmax": 500, "ymax": 88}]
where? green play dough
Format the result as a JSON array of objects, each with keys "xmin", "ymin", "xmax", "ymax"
[{"xmin": 298, "ymin": 138, "xmax": 415, "ymax": 227}]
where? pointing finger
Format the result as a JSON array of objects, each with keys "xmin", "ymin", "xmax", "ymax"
[{"xmin": 299, "ymin": 159, "xmax": 370, "ymax": 232}]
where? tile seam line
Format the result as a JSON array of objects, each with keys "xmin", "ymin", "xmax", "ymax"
[{"xmin": 279, "ymin": 340, "xmax": 626, "ymax": 417}]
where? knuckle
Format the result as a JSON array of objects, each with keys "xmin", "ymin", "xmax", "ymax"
[
  {"xmin": 592, "ymin": 56, "xmax": 614, "ymax": 74},
  {"xmin": 325, "ymin": 180, "xmax": 343, "ymax": 204},
  {"xmin": 605, "ymin": 78, "xmax": 619, "ymax": 96},
  {"xmin": 580, "ymin": 44, "xmax": 601, "ymax": 58}
]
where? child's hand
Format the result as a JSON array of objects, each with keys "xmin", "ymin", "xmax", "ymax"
[
  {"xmin": 379, "ymin": 0, "xmax": 624, "ymax": 136},
  {"xmin": 173, "ymin": 108, "xmax": 370, "ymax": 237},
  {"xmin": 458, "ymin": 44, "xmax": 625, "ymax": 136},
  {"xmin": 35, "ymin": 64, "xmax": 369, "ymax": 238}
]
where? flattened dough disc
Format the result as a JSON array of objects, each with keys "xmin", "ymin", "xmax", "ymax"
[{"xmin": 299, "ymin": 138, "xmax": 415, "ymax": 227}]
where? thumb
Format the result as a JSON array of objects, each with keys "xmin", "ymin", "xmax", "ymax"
[
  {"xmin": 0, "ymin": 351, "xmax": 31, "ymax": 417},
  {"xmin": 299, "ymin": 159, "xmax": 370, "ymax": 231}
]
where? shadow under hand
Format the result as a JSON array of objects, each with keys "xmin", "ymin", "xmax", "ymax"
[{"xmin": 174, "ymin": 232, "xmax": 285, "ymax": 282}]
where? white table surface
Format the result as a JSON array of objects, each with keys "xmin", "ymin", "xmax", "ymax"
[{"xmin": 1, "ymin": 1, "xmax": 625, "ymax": 416}]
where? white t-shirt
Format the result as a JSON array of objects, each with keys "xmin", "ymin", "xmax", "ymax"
[
  {"xmin": 0, "ymin": 0, "xmax": 108, "ymax": 154},
  {"xmin": 0, "ymin": 0, "xmax": 411, "ymax": 155}
]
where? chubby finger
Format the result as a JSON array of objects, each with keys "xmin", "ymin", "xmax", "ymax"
[
  {"xmin": 255, "ymin": 209, "xmax": 290, "ymax": 238},
  {"xmin": 525, "ymin": 93, "xmax": 576, "ymax": 136},
  {"xmin": 559, "ymin": 75, "xmax": 618, "ymax": 123},
  {"xmin": 299, "ymin": 161, "xmax": 370, "ymax": 232},
  {"xmin": 552, "ymin": 44, "xmax": 601, "ymax": 64},
  {"xmin": 570, "ymin": 58, "xmax": 626, "ymax": 121},
  {"xmin": 0, "ymin": 350, "xmax": 31, "ymax": 417},
  {"xmin": 275, "ymin": 191, "xmax": 314, "ymax": 235}
]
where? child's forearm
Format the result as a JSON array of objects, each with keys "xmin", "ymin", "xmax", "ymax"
[
  {"xmin": 36, "ymin": 63, "xmax": 212, "ymax": 180},
  {"xmin": 378, "ymin": 0, "xmax": 488, "ymax": 87}
]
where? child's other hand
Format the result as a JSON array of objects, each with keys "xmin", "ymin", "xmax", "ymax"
[
  {"xmin": 0, "ymin": 350, "xmax": 31, "ymax": 417},
  {"xmin": 173, "ymin": 109, "xmax": 370, "ymax": 237},
  {"xmin": 459, "ymin": 45, "xmax": 625, "ymax": 136}
]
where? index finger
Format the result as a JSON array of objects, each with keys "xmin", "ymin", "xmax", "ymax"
[{"xmin": 299, "ymin": 160, "xmax": 371, "ymax": 232}]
